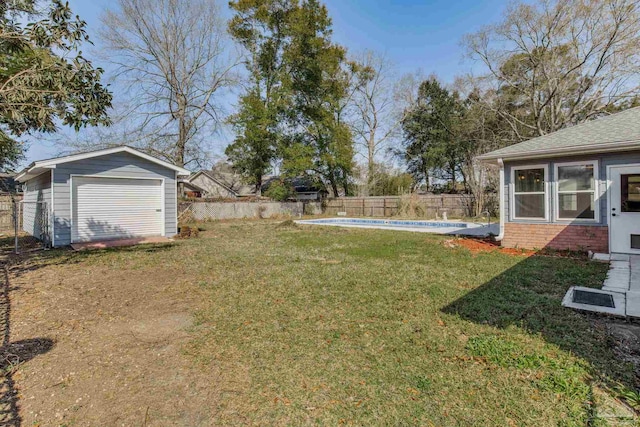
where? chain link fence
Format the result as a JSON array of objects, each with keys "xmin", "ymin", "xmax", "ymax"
[
  {"xmin": 18, "ymin": 200, "xmax": 51, "ymax": 251},
  {"xmin": 0, "ymin": 196, "xmax": 50, "ymax": 253}
]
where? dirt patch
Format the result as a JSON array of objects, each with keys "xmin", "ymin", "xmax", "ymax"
[
  {"xmin": 443, "ymin": 238, "xmax": 536, "ymax": 256},
  {"xmin": 1, "ymin": 250, "xmax": 229, "ymax": 426},
  {"xmin": 608, "ymin": 322, "xmax": 640, "ymax": 373},
  {"xmin": 442, "ymin": 237, "xmax": 588, "ymax": 258}
]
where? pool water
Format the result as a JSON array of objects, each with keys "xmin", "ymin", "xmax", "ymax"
[{"xmin": 295, "ymin": 218, "xmax": 498, "ymax": 237}]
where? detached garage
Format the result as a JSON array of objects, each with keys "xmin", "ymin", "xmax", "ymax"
[{"xmin": 16, "ymin": 146, "xmax": 190, "ymax": 247}]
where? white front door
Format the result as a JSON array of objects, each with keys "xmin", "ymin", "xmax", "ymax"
[{"xmin": 610, "ymin": 165, "xmax": 640, "ymax": 254}]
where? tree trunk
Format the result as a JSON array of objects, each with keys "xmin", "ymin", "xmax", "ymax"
[
  {"xmin": 329, "ymin": 177, "xmax": 339, "ymax": 198},
  {"xmin": 254, "ymin": 174, "xmax": 263, "ymax": 196},
  {"xmin": 176, "ymin": 94, "xmax": 188, "ymax": 167},
  {"xmin": 366, "ymin": 137, "xmax": 375, "ymax": 196},
  {"xmin": 341, "ymin": 178, "xmax": 350, "ymax": 197}
]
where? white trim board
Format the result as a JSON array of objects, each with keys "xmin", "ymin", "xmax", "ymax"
[
  {"xmin": 553, "ymin": 160, "xmax": 600, "ymax": 223},
  {"xmin": 607, "ymin": 163, "xmax": 640, "ymax": 255},
  {"xmin": 174, "ymin": 170, "xmax": 178, "ymax": 236},
  {"xmin": 16, "ymin": 146, "xmax": 190, "ymax": 182},
  {"xmin": 50, "ymin": 169, "xmax": 55, "ymax": 248},
  {"xmin": 510, "ymin": 163, "xmax": 550, "ymax": 221},
  {"xmin": 479, "ymin": 139, "xmax": 640, "ymax": 163}
]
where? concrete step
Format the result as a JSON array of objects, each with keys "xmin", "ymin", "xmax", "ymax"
[
  {"xmin": 562, "ymin": 287, "xmax": 626, "ymax": 317},
  {"xmin": 627, "ymin": 292, "xmax": 640, "ymax": 317},
  {"xmin": 566, "ymin": 254, "xmax": 640, "ymax": 318},
  {"xmin": 611, "ymin": 253, "xmax": 631, "ymax": 262}
]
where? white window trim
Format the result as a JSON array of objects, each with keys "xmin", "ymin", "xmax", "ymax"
[
  {"xmin": 510, "ymin": 164, "xmax": 549, "ymax": 221},
  {"xmin": 554, "ymin": 160, "xmax": 600, "ymax": 223}
]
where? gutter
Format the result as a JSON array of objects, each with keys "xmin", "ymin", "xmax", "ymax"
[
  {"xmin": 496, "ymin": 158, "xmax": 505, "ymax": 242},
  {"xmin": 478, "ymin": 139, "xmax": 640, "ymax": 163}
]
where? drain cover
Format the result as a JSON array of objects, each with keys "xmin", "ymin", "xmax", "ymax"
[{"xmin": 573, "ymin": 290, "xmax": 615, "ymax": 308}]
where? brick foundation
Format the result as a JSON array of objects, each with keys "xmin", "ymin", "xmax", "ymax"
[{"xmin": 502, "ymin": 223, "xmax": 609, "ymax": 253}]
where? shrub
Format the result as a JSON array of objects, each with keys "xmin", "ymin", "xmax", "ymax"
[{"xmin": 264, "ymin": 179, "xmax": 295, "ymax": 201}]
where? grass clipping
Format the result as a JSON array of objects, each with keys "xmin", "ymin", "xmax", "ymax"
[{"xmin": 276, "ymin": 219, "xmax": 299, "ymax": 229}]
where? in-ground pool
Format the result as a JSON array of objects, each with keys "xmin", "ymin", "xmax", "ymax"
[{"xmin": 295, "ymin": 217, "xmax": 499, "ymax": 237}]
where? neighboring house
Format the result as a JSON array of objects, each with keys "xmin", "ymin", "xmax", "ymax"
[
  {"xmin": 262, "ymin": 176, "xmax": 325, "ymax": 201},
  {"xmin": 179, "ymin": 180, "xmax": 206, "ymax": 198},
  {"xmin": 478, "ymin": 106, "xmax": 640, "ymax": 254},
  {"xmin": 15, "ymin": 146, "xmax": 190, "ymax": 247},
  {"xmin": 184, "ymin": 167, "xmax": 256, "ymax": 199}
]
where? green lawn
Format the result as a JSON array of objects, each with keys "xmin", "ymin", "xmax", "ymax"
[
  {"xmin": 11, "ymin": 220, "xmax": 639, "ymax": 425},
  {"xmin": 181, "ymin": 221, "xmax": 634, "ymax": 425}
]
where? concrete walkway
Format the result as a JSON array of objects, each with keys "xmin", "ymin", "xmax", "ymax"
[{"xmin": 562, "ymin": 254, "xmax": 640, "ymax": 318}]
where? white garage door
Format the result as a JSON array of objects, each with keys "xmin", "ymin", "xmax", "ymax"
[{"xmin": 72, "ymin": 176, "xmax": 164, "ymax": 243}]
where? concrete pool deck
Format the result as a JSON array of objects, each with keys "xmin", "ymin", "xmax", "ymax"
[{"xmin": 295, "ymin": 218, "xmax": 500, "ymax": 237}]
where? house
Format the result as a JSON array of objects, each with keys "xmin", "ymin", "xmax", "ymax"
[
  {"xmin": 183, "ymin": 165, "xmax": 256, "ymax": 199},
  {"xmin": 179, "ymin": 180, "xmax": 206, "ymax": 198},
  {"xmin": 478, "ymin": 106, "xmax": 640, "ymax": 254},
  {"xmin": 15, "ymin": 146, "xmax": 190, "ymax": 247},
  {"xmin": 262, "ymin": 176, "xmax": 325, "ymax": 201}
]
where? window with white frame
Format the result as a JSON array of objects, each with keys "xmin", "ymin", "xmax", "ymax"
[
  {"xmin": 555, "ymin": 161, "xmax": 598, "ymax": 221},
  {"xmin": 512, "ymin": 165, "xmax": 547, "ymax": 219}
]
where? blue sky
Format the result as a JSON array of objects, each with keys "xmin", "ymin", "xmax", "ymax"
[{"xmin": 22, "ymin": 0, "xmax": 509, "ymax": 166}]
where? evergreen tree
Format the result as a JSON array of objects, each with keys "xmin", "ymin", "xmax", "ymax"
[{"xmin": 0, "ymin": 0, "xmax": 112, "ymax": 169}]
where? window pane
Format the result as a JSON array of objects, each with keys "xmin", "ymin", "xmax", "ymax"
[
  {"xmin": 558, "ymin": 193, "xmax": 595, "ymax": 219},
  {"xmin": 622, "ymin": 174, "xmax": 640, "ymax": 213},
  {"xmin": 558, "ymin": 164, "xmax": 595, "ymax": 191},
  {"xmin": 515, "ymin": 194, "xmax": 545, "ymax": 218},
  {"xmin": 514, "ymin": 168, "xmax": 545, "ymax": 193}
]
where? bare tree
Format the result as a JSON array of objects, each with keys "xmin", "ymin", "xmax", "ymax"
[
  {"xmin": 350, "ymin": 51, "xmax": 403, "ymax": 195},
  {"xmin": 463, "ymin": 0, "xmax": 640, "ymax": 140},
  {"xmin": 99, "ymin": 0, "xmax": 239, "ymax": 167},
  {"xmin": 393, "ymin": 71, "xmax": 425, "ymax": 114}
]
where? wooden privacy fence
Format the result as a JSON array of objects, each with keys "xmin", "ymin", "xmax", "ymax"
[
  {"xmin": 323, "ymin": 194, "xmax": 475, "ymax": 218},
  {"xmin": 178, "ymin": 194, "xmax": 476, "ymax": 222}
]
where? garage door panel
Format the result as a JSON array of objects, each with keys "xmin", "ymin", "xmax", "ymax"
[{"xmin": 72, "ymin": 177, "xmax": 163, "ymax": 243}]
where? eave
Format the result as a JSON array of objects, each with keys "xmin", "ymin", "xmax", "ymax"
[{"xmin": 477, "ymin": 140, "xmax": 640, "ymax": 164}]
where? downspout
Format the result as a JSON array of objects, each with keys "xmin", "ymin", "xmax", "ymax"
[{"xmin": 495, "ymin": 158, "xmax": 505, "ymax": 242}]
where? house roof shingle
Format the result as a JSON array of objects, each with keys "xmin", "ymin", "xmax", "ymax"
[
  {"xmin": 478, "ymin": 107, "xmax": 640, "ymax": 162},
  {"xmin": 189, "ymin": 168, "xmax": 257, "ymax": 197}
]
